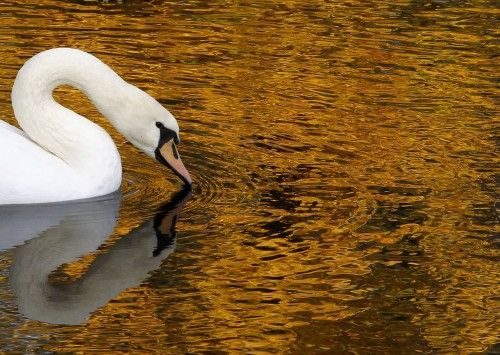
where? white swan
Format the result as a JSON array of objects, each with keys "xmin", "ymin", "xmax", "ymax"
[{"xmin": 0, "ymin": 48, "xmax": 191, "ymax": 205}]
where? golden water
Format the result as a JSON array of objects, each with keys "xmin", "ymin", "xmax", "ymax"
[{"xmin": 0, "ymin": 0, "xmax": 498, "ymax": 353}]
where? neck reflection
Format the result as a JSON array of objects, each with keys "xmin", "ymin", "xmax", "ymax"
[{"xmin": 9, "ymin": 188, "xmax": 191, "ymax": 325}]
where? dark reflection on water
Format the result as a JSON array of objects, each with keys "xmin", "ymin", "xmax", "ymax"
[
  {"xmin": 3, "ymin": 188, "xmax": 190, "ymax": 325},
  {"xmin": 0, "ymin": 0, "xmax": 497, "ymax": 353}
]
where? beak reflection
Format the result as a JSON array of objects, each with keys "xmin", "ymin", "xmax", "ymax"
[{"xmin": 152, "ymin": 187, "xmax": 192, "ymax": 257}]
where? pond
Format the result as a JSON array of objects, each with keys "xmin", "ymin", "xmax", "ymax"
[{"xmin": 0, "ymin": 0, "xmax": 497, "ymax": 353}]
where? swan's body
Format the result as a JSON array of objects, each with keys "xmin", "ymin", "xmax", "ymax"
[{"xmin": 0, "ymin": 48, "xmax": 191, "ymax": 205}]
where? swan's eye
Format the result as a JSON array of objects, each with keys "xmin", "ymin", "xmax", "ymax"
[{"xmin": 155, "ymin": 122, "xmax": 164, "ymax": 128}]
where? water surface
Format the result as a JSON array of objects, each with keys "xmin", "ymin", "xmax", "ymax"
[{"xmin": 0, "ymin": 0, "xmax": 498, "ymax": 353}]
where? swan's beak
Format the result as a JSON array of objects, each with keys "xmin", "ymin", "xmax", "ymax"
[{"xmin": 155, "ymin": 140, "xmax": 192, "ymax": 186}]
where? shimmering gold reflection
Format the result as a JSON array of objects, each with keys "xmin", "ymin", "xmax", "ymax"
[{"xmin": 0, "ymin": 0, "xmax": 498, "ymax": 353}]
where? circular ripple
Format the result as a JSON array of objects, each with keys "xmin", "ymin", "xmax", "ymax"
[
  {"xmin": 181, "ymin": 141, "xmax": 259, "ymax": 214},
  {"xmin": 117, "ymin": 139, "xmax": 259, "ymax": 221}
]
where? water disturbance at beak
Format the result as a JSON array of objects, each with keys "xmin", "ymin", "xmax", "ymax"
[{"xmin": 0, "ymin": 1, "xmax": 497, "ymax": 354}]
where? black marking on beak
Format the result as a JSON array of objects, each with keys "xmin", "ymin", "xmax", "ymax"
[
  {"xmin": 156, "ymin": 122, "xmax": 179, "ymax": 145},
  {"xmin": 154, "ymin": 122, "xmax": 191, "ymax": 187}
]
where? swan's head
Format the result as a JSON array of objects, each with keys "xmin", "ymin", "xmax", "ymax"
[{"xmin": 111, "ymin": 85, "xmax": 192, "ymax": 186}]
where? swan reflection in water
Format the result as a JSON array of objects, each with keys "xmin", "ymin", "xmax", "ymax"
[{"xmin": 1, "ymin": 188, "xmax": 191, "ymax": 325}]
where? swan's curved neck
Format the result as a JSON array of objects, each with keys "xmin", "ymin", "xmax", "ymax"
[{"xmin": 11, "ymin": 48, "xmax": 129, "ymax": 194}]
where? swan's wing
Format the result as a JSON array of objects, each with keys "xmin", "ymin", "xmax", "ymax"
[{"xmin": 0, "ymin": 121, "xmax": 81, "ymax": 204}]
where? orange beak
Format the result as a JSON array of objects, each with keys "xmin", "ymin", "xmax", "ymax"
[{"xmin": 155, "ymin": 140, "xmax": 192, "ymax": 186}]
